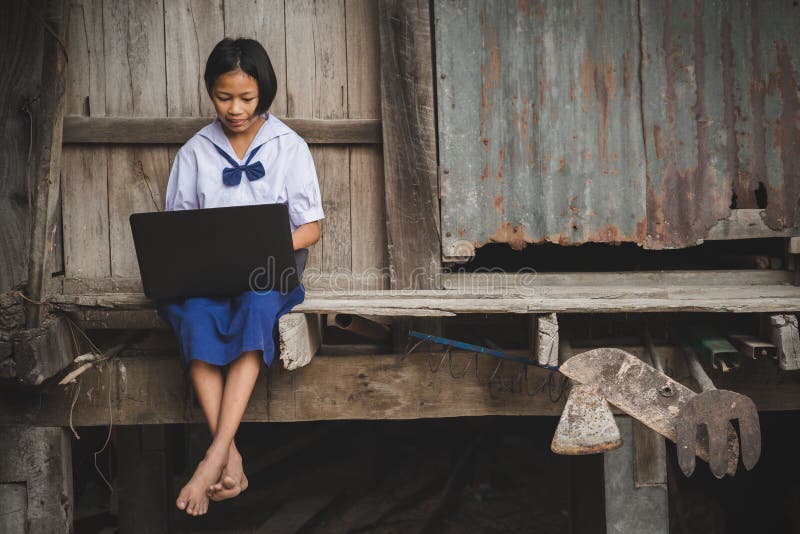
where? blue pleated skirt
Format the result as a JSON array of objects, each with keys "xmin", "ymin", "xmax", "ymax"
[{"xmin": 156, "ymin": 284, "xmax": 306, "ymax": 368}]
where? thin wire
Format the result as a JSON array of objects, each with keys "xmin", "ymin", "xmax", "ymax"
[
  {"xmin": 93, "ymin": 361, "xmax": 114, "ymax": 492},
  {"xmin": 68, "ymin": 381, "xmax": 81, "ymax": 440},
  {"xmin": 12, "ymin": 289, "xmax": 49, "ymax": 306}
]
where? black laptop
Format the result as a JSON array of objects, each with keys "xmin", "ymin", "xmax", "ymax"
[{"xmin": 130, "ymin": 204, "xmax": 305, "ymax": 301}]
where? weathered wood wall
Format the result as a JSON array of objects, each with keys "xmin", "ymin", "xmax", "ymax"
[{"xmin": 61, "ymin": 0, "xmax": 387, "ymax": 292}]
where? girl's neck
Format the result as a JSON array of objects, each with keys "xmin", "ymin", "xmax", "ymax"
[
  {"xmin": 222, "ymin": 114, "xmax": 266, "ymax": 143},
  {"xmin": 222, "ymin": 115, "xmax": 266, "ymax": 159}
]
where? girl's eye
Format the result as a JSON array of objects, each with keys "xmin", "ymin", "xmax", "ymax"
[{"xmin": 244, "ymin": 98, "xmax": 255, "ymax": 102}]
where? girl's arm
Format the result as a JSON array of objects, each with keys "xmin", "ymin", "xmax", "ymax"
[{"xmin": 291, "ymin": 221, "xmax": 321, "ymax": 250}]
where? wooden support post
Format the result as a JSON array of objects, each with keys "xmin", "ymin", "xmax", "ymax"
[
  {"xmin": 532, "ymin": 313, "xmax": 559, "ymax": 368},
  {"xmin": 567, "ymin": 455, "xmax": 605, "ymax": 534},
  {"xmin": 24, "ymin": 0, "xmax": 70, "ymax": 328},
  {"xmin": 604, "ymin": 417, "xmax": 668, "ymax": 534},
  {"xmin": 0, "ymin": 483, "xmax": 27, "ymax": 534},
  {"xmin": 632, "ymin": 421, "xmax": 667, "ymax": 488},
  {"xmin": 769, "ymin": 314, "xmax": 800, "ymax": 371},
  {"xmin": 378, "ymin": 0, "xmax": 443, "ymax": 349},
  {"xmin": 278, "ymin": 313, "xmax": 322, "ymax": 370},
  {"xmin": 0, "ymin": 426, "xmax": 73, "ymax": 533},
  {"xmin": 116, "ymin": 426, "xmax": 172, "ymax": 534}
]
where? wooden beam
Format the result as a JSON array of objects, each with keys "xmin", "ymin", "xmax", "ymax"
[
  {"xmin": 704, "ymin": 209, "xmax": 800, "ymax": 241},
  {"xmin": 439, "ymin": 269, "xmax": 795, "ymax": 289},
  {"xmin": 62, "ymin": 116, "xmax": 382, "ymax": 144},
  {"xmin": 50, "ymin": 284, "xmax": 800, "ymax": 321},
  {"xmin": 24, "ymin": 0, "xmax": 70, "ymax": 327},
  {"xmin": 11, "ymin": 315, "xmax": 76, "ymax": 385},
  {"xmin": 1, "ymin": 346, "xmax": 799, "ymax": 427}
]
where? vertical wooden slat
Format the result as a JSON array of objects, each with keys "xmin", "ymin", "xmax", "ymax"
[
  {"xmin": 379, "ymin": 0, "xmax": 441, "ymax": 347},
  {"xmin": 104, "ymin": 0, "xmax": 170, "ymax": 278},
  {"xmin": 286, "ymin": 0, "xmax": 350, "ymax": 274},
  {"xmin": 346, "ymin": 0, "xmax": 387, "ymax": 283},
  {"xmin": 63, "ymin": 0, "xmax": 110, "ymax": 280},
  {"xmin": 378, "ymin": 0, "xmax": 440, "ymax": 290},
  {"xmin": 165, "ymin": 0, "xmax": 224, "ymax": 117},
  {"xmin": 223, "ymin": 0, "xmax": 288, "ymax": 116}
]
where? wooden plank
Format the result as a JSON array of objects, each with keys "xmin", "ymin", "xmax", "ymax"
[
  {"xmin": 347, "ymin": 0, "xmax": 387, "ymax": 280},
  {"xmin": 61, "ymin": 145, "xmax": 111, "ymax": 279},
  {"xmin": 319, "ymin": 0, "xmax": 350, "ymax": 274},
  {"xmin": 50, "ymin": 285, "xmax": 800, "ymax": 318},
  {"xmin": 379, "ymin": 0, "xmax": 440, "ymax": 290},
  {"xmin": 285, "ymin": 0, "xmax": 351, "ymax": 274},
  {"xmin": 63, "ymin": 116, "xmax": 382, "ymax": 144},
  {"xmin": 60, "ymin": 0, "xmax": 104, "ymax": 288},
  {"xmin": 440, "ymin": 269, "xmax": 795, "ymax": 289},
  {"xmin": 704, "ymin": 209, "xmax": 800, "ymax": 240},
  {"xmin": 2, "ymin": 346, "xmax": 799, "ymax": 427},
  {"xmin": 24, "ymin": 0, "xmax": 70, "ymax": 327},
  {"xmin": 164, "ymin": 0, "xmax": 224, "ymax": 117},
  {"xmin": 103, "ymin": 0, "xmax": 170, "ymax": 278},
  {"xmin": 54, "ymin": 270, "xmax": 800, "ymax": 297},
  {"xmin": 224, "ymin": 0, "xmax": 287, "ymax": 116},
  {"xmin": 0, "ymin": 0, "xmax": 46, "ymax": 294}
]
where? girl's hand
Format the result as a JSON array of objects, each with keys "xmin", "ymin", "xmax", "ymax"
[{"xmin": 291, "ymin": 221, "xmax": 321, "ymax": 250}]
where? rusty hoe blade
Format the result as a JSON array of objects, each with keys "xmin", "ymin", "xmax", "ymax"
[
  {"xmin": 551, "ymin": 383, "xmax": 622, "ymax": 455},
  {"xmin": 678, "ymin": 345, "xmax": 762, "ymax": 479},
  {"xmin": 560, "ymin": 347, "xmax": 745, "ymax": 476}
]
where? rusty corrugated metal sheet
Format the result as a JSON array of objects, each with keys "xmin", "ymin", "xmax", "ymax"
[
  {"xmin": 642, "ymin": 0, "xmax": 799, "ymax": 248},
  {"xmin": 435, "ymin": 0, "xmax": 800, "ymax": 253}
]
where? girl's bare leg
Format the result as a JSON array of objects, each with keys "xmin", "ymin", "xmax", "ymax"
[
  {"xmin": 186, "ymin": 361, "xmax": 248, "ymax": 503},
  {"xmin": 176, "ymin": 351, "xmax": 262, "ymax": 514}
]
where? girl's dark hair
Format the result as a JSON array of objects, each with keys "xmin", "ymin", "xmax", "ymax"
[{"xmin": 204, "ymin": 38, "xmax": 277, "ymax": 115}]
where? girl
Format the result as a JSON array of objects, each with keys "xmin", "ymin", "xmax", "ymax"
[{"xmin": 157, "ymin": 38, "xmax": 324, "ymax": 517}]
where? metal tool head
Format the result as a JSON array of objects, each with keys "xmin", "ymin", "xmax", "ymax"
[
  {"xmin": 551, "ymin": 383, "xmax": 622, "ymax": 455},
  {"xmin": 675, "ymin": 389, "xmax": 761, "ymax": 478}
]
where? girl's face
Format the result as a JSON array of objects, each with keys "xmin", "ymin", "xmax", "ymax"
[{"xmin": 211, "ymin": 69, "xmax": 261, "ymax": 134}]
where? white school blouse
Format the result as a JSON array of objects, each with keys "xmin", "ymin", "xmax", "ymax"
[{"xmin": 164, "ymin": 113, "xmax": 325, "ymax": 233}]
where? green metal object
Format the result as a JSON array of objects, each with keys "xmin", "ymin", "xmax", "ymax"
[{"xmin": 686, "ymin": 325, "xmax": 740, "ymax": 372}]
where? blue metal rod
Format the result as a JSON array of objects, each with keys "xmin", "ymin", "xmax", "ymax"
[{"xmin": 408, "ymin": 330, "xmax": 560, "ymax": 371}]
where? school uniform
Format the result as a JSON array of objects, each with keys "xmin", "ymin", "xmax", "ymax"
[{"xmin": 156, "ymin": 113, "xmax": 324, "ymax": 368}]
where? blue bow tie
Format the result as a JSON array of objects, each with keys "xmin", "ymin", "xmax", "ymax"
[{"xmin": 211, "ymin": 142, "xmax": 266, "ymax": 186}]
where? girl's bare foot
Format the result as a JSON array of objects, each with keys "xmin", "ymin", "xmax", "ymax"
[
  {"xmin": 176, "ymin": 447, "xmax": 228, "ymax": 516},
  {"xmin": 208, "ymin": 447, "xmax": 248, "ymax": 501}
]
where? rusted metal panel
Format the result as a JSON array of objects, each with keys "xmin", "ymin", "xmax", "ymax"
[
  {"xmin": 641, "ymin": 0, "xmax": 800, "ymax": 248},
  {"xmin": 435, "ymin": 0, "xmax": 800, "ymax": 253},
  {"xmin": 436, "ymin": 0, "xmax": 647, "ymax": 255}
]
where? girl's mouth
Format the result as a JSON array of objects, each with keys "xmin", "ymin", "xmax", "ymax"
[{"xmin": 227, "ymin": 118, "xmax": 247, "ymax": 127}]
